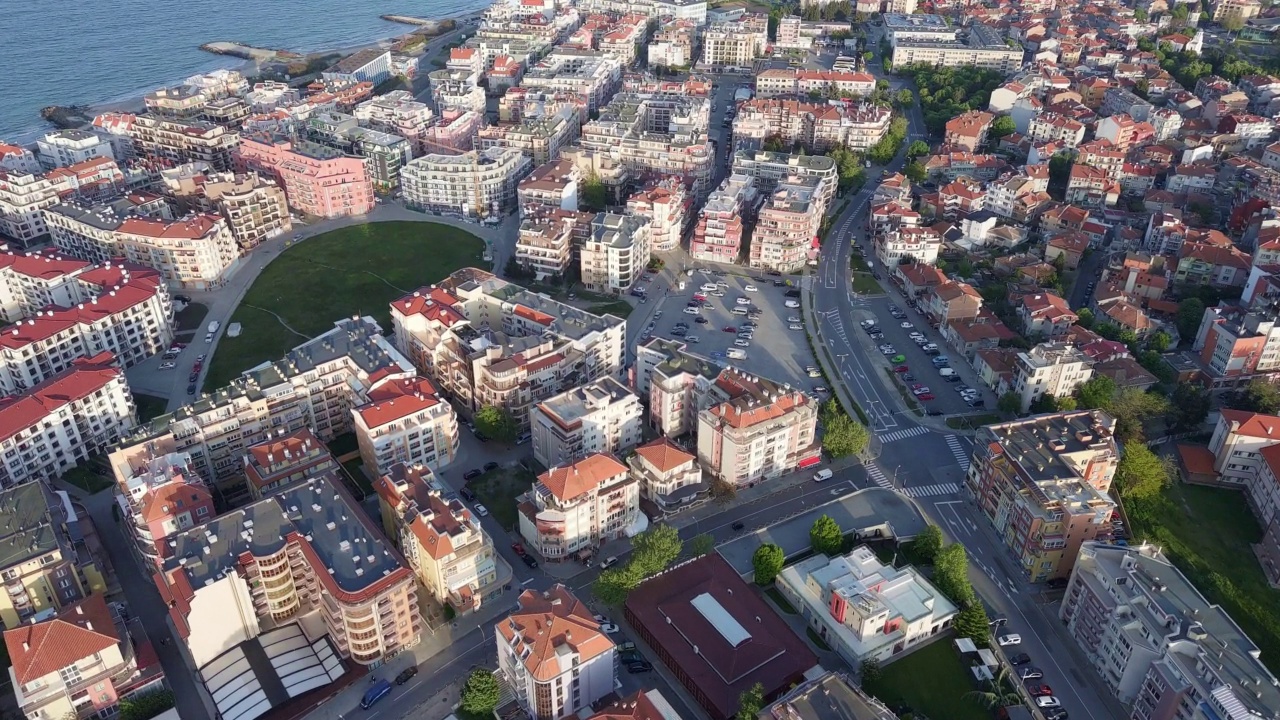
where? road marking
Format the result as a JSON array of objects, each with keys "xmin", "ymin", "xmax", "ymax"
[
  {"xmin": 901, "ymin": 482, "xmax": 961, "ymax": 498},
  {"xmin": 877, "ymin": 425, "xmax": 930, "ymax": 443},
  {"xmin": 945, "ymin": 434, "xmax": 971, "ymax": 471},
  {"xmin": 864, "ymin": 462, "xmax": 893, "ymax": 490}
]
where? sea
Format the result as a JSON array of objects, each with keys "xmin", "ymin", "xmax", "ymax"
[{"xmin": 0, "ymin": 0, "xmax": 492, "ymax": 142}]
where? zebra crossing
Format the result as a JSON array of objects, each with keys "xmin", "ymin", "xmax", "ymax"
[
  {"xmin": 945, "ymin": 434, "xmax": 971, "ymax": 472},
  {"xmin": 877, "ymin": 426, "xmax": 931, "ymax": 444},
  {"xmin": 865, "ymin": 462, "xmax": 893, "ymax": 490},
  {"xmin": 901, "ymin": 483, "xmax": 961, "ymax": 498}
]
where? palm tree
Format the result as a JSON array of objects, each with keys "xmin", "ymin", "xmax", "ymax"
[{"xmin": 964, "ymin": 667, "xmax": 1022, "ymax": 710}]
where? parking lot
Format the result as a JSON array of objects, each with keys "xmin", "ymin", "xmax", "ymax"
[{"xmin": 640, "ymin": 268, "xmax": 822, "ymax": 393}]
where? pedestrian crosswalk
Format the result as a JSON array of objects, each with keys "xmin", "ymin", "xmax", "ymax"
[
  {"xmin": 865, "ymin": 462, "xmax": 893, "ymax": 490},
  {"xmin": 877, "ymin": 426, "xmax": 931, "ymax": 444},
  {"xmin": 946, "ymin": 434, "xmax": 971, "ymax": 472},
  {"xmin": 901, "ymin": 483, "xmax": 961, "ymax": 498}
]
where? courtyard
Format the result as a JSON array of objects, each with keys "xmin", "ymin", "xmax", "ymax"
[
  {"xmin": 861, "ymin": 639, "xmax": 991, "ymax": 720},
  {"xmin": 203, "ymin": 221, "xmax": 486, "ymax": 390}
]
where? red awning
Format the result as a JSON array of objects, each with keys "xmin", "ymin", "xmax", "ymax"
[{"xmin": 797, "ymin": 456, "xmax": 822, "ymax": 469}]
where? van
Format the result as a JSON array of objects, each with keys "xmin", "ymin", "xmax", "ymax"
[
  {"xmin": 812, "ymin": 468, "xmax": 833, "ymax": 482},
  {"xmin": 727, "ymin": 348, "xmax": 747, "ymax": 359},
  {"xmin": 938, "ymin": 367, "xmax": 956, "ymax": 378},
  {"xmin": 922, "ymin": 343, "xmax": 938, "ymax": 352},
  {"xmin": 731, "ymin": 307, "xmax": 748, "ymax": 315},
  {"xmin": 361, "ymin": 679, "xmax": 392, "ymax": 710}
]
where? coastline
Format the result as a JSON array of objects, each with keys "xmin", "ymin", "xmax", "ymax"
[{"xmin": 21, "ymin": 8, "xmax": 484, "ymax": 140}]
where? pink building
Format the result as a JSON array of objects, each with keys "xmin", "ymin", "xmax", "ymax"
[{"xmin": 235, "ymin": 134, "xmax": 374, "ymax": 218}]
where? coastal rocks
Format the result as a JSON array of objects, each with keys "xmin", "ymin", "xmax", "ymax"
[{"xmin": 40, "ymin": 105, "xmax": 92, "ymax": 129}]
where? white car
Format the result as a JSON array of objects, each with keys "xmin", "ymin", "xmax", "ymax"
[
  {"xmin": 600, "ymin": 556, "xmax": 619, "ymax": 569},
  {"xmin": 1034, "ymin": 697, "xmax": 1061, "ymax": 709},
  {"xmin": 901, "ymin": 322, "xmax": 914, "ymax": 329},
  {"xmin": 701, "ymin": 283, "xmax": 718, "ymax": 292},
  {"xmin": 807, "ymin": 368, "xmax": 822, "ymax": 378},
  {"xmin": 599, "ymin": 623, "xmax": 622, "ymax": 634},
  {"xmin": 997, "ymin": 634, "xmax": 1022, "ymax": 646},
  {"xmin": 881, "ymin": 347, "xmax": 897, "ymax": 355},
  {"xmin": 744, "ymin": 284, "xmax": 758, "ymax": 292},
  {"xmin": 788, "ymin": 316, "xmax": 802, "ymax": 323},
  {"xmin": 683, "ymin": 307, "xmax": 701, "ymax": 315},
  {"xmin": 686, "ymin": 335, "xmax": 700, "ymax": 343},
  {"xmin": 860, "ymin": 319, "xmax": 877, "ymax": 328},
  {"xmin": 474, "ymin": 504, "xmax": 490, "ymax": 517},
  {"xmin": 912, "ymin": 387, "xmax": 932, "ymax": 395},
  {"xmin": 159, "ymin": 361, "xmax": 176, "ymax": 370},
  {"xmin": 734, "ymin": 339, "xmax": 751, "ymax": 347},
  {"xmin": 789, "ymin": 324, "xmax": 803, "ymax": 330},
  {"xmin": 593, "ymin": 614, "xmax": 611, "ymax": 623},
  {"xmin": 785, "ymin": 300, "xmax": 800, "ymax": 308},
  {"xmin": 736, "ymin": 297, "xmax": 751, "ymax": 305}
]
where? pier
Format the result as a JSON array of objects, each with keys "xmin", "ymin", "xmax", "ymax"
[{"xmin": 199, "ymin": 42, "xmax": 301, "ymax": 62}]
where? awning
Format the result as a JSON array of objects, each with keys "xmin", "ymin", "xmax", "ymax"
[{"xmin": 797, "ymin": 456, "xmax": 822, "ymax": 469}]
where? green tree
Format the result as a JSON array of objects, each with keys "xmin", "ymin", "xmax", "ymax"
[
  {"xmin": 1116, "ymin": 443, "xmax": 1171, "ymax": 499},
  {"xmin": 1076, "ymin": 375, "xmax": 1117, "ymax": 410},
  {"xmin": 904, "ymin": 160, "xmax": 927, "ymax": 183},
  {"xmin": 689, "ymin": 533, "xmax": 715, "ymax": 557},
  {"xmin": 907, "ymin": 139, "xmax": 931, "ymax": 158},
  {"xmin": 119, "ymin": 691, "xmax": 176, "ymax": 720},
  {"xmin": 860, "ymin": 658, "xmax": 883, "ymax": 685},
  {"xmin": 989, "ymin": 115, "xmax": 1016, "ymax": 141},
  {"xmin": 737, "ymin": 683, "xmax": 766, "ymax": 720},
  {"xmin": 810, "ymin": 515, "xmax": 844, "ymax": 556},
  {"xmin": 1076, "ymin": 307, "xmax": 1095, "ymax": 329},
  {"xmin": 1228, "ymin": 379, "xmax": 1280, "ymax": 414},
  {"xmin": 952, "ymin": 602, "xmax": 992, "ymax": 646},
  {"xmin": 933, "ymin": 543, "xmax": 974, "ymax": 605},
  {"xmin": 821, "ymin": 399, "xmax": 870, "ymax": 457},
  {"xmin": 1107, "ymin": 388, "xmax": 1170, "ymax": 442},
  {"xmin": 461, "ymin": 669, "xmax": 501, "ymax": 717},
  {"xmin": 593, "ymin": 564, "xmax": 641, "ymax": 605},
  {"xmin": 964, "ymin": 668, "xmax": 1020, "ymax": 709},
  {"xmin": 1057, "ymin": 396, "xmax": 1078, "ymax": 411},
  {"xmin": 1221, "ymin": 13, "xmax": 1245, "ymax": 32},
  {"xmin": 753, "ymin": 543, "xmax": 785, "ymax": 585},
  {"xmin": 630, "ymin": 524, "xmax": 683, "ymax": 577},
  {"xmin": 895, "ymin": 88, "xmax": 915, "ymax": 107},
  {"xmin": 763, "ymin": 133, "xmax": 788, "ymax": 152},
  {"xmin": 474, "ymin": 405, "xmax": 517, "ymax": 442},
  {"xmin": 1176, "ymin": 298, "xmax": 1205, "ymax": 338},
  {"xmin": 997, "ymin": 391, "xmax": 1022, "ymax": 414},
  {"xmin": 911, "ymin": 524, "xmax": 944, "ymax": 563},
  {"xmin": 1029, "ymin": 394, "xmax": 1060, "ymax": 414},
  {"xmin": 1134, "ymin": 6, "xmax": 1148, "ymax": 20},
  {"xmin": 582, "ymin": 173, "xmax": 608, "ymax": 211},
  {"xmin": 1168, "ymin": 383, "xmax": 1210, "ymax": 431}
]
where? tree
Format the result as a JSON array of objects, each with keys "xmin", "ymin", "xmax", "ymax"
[
  {"xmin": 997, "ymin": 391, "xmax": 1022, "ymax": 414},
  {"xmin": 964, "ymin": 668, "xmax": 1020, "ymax": 709},
  {"xmin": 737, "ymin": 683, "xmax": 766, "ymax": 720},
  {"xmin": 953, "ymin": 602, "xmax": 992, "ymax": 646},
  {"xmin": 582, "ymin": 173, "xmax": 608, "ymax": 211},
  {"xmin": 932, "ymin": 543, "xmax": 974, "ymax": 605},
  {"xmin": 895, "ymin": 88, "xmax": 915, "ymax": 107},
  {"xmin": 1221, "ymin": 13, "xmax": 1245, "ymax": 32},
  {"xmin": 1176, "ymin": 298, "xmax": 1205, "ymax": 338},
  {"xmin": 810, "ymin": 515, "xmax": 844, "ymax": 556},
  {"xmin": 1029, "ymin": 394, "xmax": 1060, "ymax": 414},
  {"xmin": 763, "ymin": 133, "xmax": 789, "ymax": 152},
  {"xmin": 989, "ymin": 115, "xmax": 1016, "ymax": 141},
  {"xmin": 860, "ymin": 658, "xmax": 883, "ymax": 685},
  {"xmin": 461, "ymin": 669, "xmax": 501, "ymax": 717},
  {"xmin": 1107, "ymin": 388, "xmax": 1170, "ymax": 442},
  {"xmin": 1168, "ymin": 383, "xmax": 1211, "ymax": 431},
  {"xmin": 689, "ymin": 533, "xmax": 715, "ymax": 557},
  {"xmin": 1076, "ymin": 375, "xmax": 1116, "ymax": 410},
  {"xmin": 118, "ymin": 691, "xmax": 176, "ymax": 720},
  {"xmin": 911, "ymin": 524, "xmax": 944, "ymax": 563},
  {"xmin": 593, "ymin": 564, "xmax": 641, "ymax": 605},
  {"xmin": 907, "ymin": 139, "xmax": 931, "ymax": 159},
  {"xmin": 1076, "ymin": 307, "xmax": 1095, "ymax": 329},
  {"xmin": 710, "ymin": 477, "xmax": 738, "ymax": 504},
  {"xmin": 1134, "ymin": 6, "xmax": 1148, "ymax": 20},
  {"xmin": 753, "ymin": 543, "xmax": 785, "ymax": 585},
  {"xmin": 474, "ymin": 405, "xmax": 517, "ymax": 442},
  {"xmin": 1228, "ymin": 379, "xmax": 1280, "ymax": 415},
  {"xmin": 1056, "ymin": 396, "xmax": 1078, "ymax": 411},
  {"xmin": 821, "ymin": 399, "xmax": 870, "ymax": 457},
  {"xmin": 630, "ymin": 524, "xmax": 683, "ymax": 577},
  {"xmin": 1116, "ymin": 443, "xmax": 1171, "ymax": 499},
  {"xmin": 904, "ymin": 160, "xmax": 927, "ymax": 183}
]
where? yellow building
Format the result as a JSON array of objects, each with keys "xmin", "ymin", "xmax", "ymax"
[{"xmin": 0, "ymin": 482, "xmax": 107, "ymax": 628}]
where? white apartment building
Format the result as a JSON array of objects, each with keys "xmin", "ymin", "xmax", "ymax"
[
  {"xmin": 697, "ymin": 367, "xmax": 821, "ymax": 485},
  {"xmin": 108, "ymin": 441, "xmax": 215, "ymax": 563},
  {"xmin": 515, "ymin": 211, "xmax": 585, "ymax": 281},
  {"xmin": 0, "ymin": 172, "xmax": 59, "ymax": 244},
  {"xmin": 689, "ymin": 174, "xmax": 756, "ymax": 264},
  {"xmin": 128, "ymin": 116, "xmax": 240, "ymax": 171},
  {"xmin": 428, "ymin": 70, "xmax": 490, "ymax": 116},
  {"xmin": 0, "ymin": 352, "xmax": 136, "ymax": 488},
  {"xmin": 1061, "ymin": 542, "xmax": 1280, "ymax": 716},
  {"xmin": 1027, "ymin": 113, "xmax": 1087, "ymax": 148},
  {"xmin": 475, "ymin": 105, "xmax": 581, "ymax": 168},
  {"xmin": 497, "ymin": 586, "xmax": 616, "ymax": 720},
  {"xmin": 637, "ymin": 338, "xmax": 723, "ymax": 437},
  {"xmin": 530, "ymin": 377, "xmax": 643, "ymax": 469},
  {"xmin": 401, "ymin": 148, "xmax": 533, "ymax": 219},
  {"xmin": 389, "ymin": 269, "xmax": 627, "ymax": 424},
  {"xmin": 777, "ymin": 545, "xmax": 958, "ymax": 665},
  {"xmin": 581, "ymin": 213, "xmax": 650, "ymax": 295},
  {"xmin": 874, "ymin": 226, "xmax": 941, "ymax": 267},
  {"xmin": 648, "ymin": 20, "xmax": 697, "ymax": 68},
  {"xmin": 0, "ymin": 256, "xmax": 173, "ymax": 393},
  {"xmin": 755, "ymin": 69, "xmax": 877, "ymax": 99},
  {"xmin": 44, "ymin": 203, "xmax": 241, "ymax": 290},
  {"xmin": 1207, "ymin": 409, "xmax": 1280, "ymax": 490},
  {"xmin": 518, "ymin": 453, "xmax": 640, "ymax": 562},
  {"xmin": 1012, "ymin": 342, "xmax": 1095, "ymax": 412},
  {"xmin": 518, "ymin": 158, "xmax": 582, "ymax": 217},
  {"xmin": 627, "ymin": 437, "xmax": 705, "ymax": 515},
  {"xmin": 750, "ymin": 174, "xmax": 830, "ymax": 272},
  {"xmin": 521, "ymin": 49, "xmax": 624, "ymax": 113},
  {"xmin": 889, "ymin": 21, "xmax": 1021, "ymax": 73},
  {"xmin": 626, "ymin": 180, "xmax": 686, "ymax": 253},
  {"xmin": 0, "ymin": 144, "xmax": 39, "ymax": 174},
  {"xmin": 352, "ymin": 374, "xmax": 460, "ymax": 479},
  {"xmin": 577, "ymin": 93, "xmax": 714, "ymax": 200},
  {"xmin": 161, "ymin": 166, "xmax": 291, "ymax": 251},
  {"xmin": 702, "ymin": 23, "xmax": 766, "ymax": 67},
  {"xmin": 36, "ymin": 130, "xmax": 115, "ymax": 170},
  {"xmin": 354, "ymin": 91, "xmax": 436, "ymax": 154}
]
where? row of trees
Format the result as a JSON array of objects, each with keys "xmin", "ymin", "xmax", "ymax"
[
  {"xmin": 898, "ymin": 64, "xmax": 1007, "ymax": 135},
  {"xmin": 820, "ymin": 398, "xmax": 871, "ymax": 458},
  {"xmin": 866, "ymin": 116, "xmax": 910, "ymax": 165},
  {"xmin": 592, "ymin": 524, "xmax": 683, "ymax": 604}
]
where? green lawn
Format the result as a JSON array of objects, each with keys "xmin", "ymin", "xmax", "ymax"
[
  {"xmin": 173, "ymin": 302, "xmax": 209, "ymax": 332},
  {"xmin": 851, "ymin": 272, "xmax": 882, "ymax": 295},
  {"xmin": 765, "ymin": 586, "xmax": 798, "ymax": 615},
  {"xmin": 132, "ymin": 393, "xmax": 169, "ymax": 423},
  {"xmin": 587, "ymin": 301, "xmax": 635, "ymax": 318},
  {"xmin": 204, "ymin": 222, "xmax": 485, "ymax": 390},
  {"xmin": 60, "ymin": 462, "xmax": 114, "ymax": 494},
  {"xmin": 863, "ymin": 640, "xmax": 989, "ymax": 720},
  {"xmin": 1126, "ymin": 480, "xmax": 1280, "ymax": 675},
  {"xmin": 468, "ymin": 467, "xmax": 537, "ymax": 532}
]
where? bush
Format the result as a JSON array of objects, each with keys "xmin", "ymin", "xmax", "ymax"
[{"xmin": 119, "ymin": 691, "xmax": 175, "ymax": 720}]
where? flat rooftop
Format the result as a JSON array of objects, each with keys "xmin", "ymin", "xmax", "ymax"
[
  {"xmin": 538, "ymin": 377, "xmax": 635, "ymax": 426},
  {"xmin": 977, "ymin": 410, "xmax": 1117, "ymax": 484}
]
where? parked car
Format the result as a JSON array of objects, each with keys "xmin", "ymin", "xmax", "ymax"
[
  {"xmin": 520, "ymin": 554, "xmax": 538, "ymax": 568},
  {"xmin": 474, "ymin": 504, "xmax": 490, "ymax": 517},
  {"xmin": 464, "ymin": 469, "xmax": 482, "ymax": 481},
  {"xmin": 997, "ymin": 634, "xmax": 1022, "ymax": 646},
  {"xmin": 600, "ymin": 556, "xmax": 619, "ymax": 569},
  {"xmin": 599, "ymin": 623, "xmax": 621, "ymax": 634},
  {"xmin": 1035, "ymin": 697, "xmax": 1062, "ymax": 709},
  {"xmin": 460, "ymin": 488, "xmax": 477, "ymax": 501},
  {"xmin": 395, "ymin": 667, "xmax": 419, "ymax": 685},
  {"xmin": 484, "ymin": 461, "xmax": 499, "ymax": 472},
  {"xmin": 1027, "ymin": 684, "xmax": 1054, "ymax": 697},
  {"xmin": 186, "ymin": 382, "xmax": 197, "ymax": 395},
  {"xmin": 1019, "ymin": 667, "xmax": 1043, "ymax": 680},
  {"xmin": 627, "ymin": 661, "xmax": 653, "ymax": 674},
  {"xmin": 1010, "ymin": 653, "xmax": 1032, "ymax": 665},
  {"xmin": 731, "ymin": 521, "xmax": 745, "ymax": 531},
  {"xmin": 159, "ymin": 361, "xmax": 176, "ymax": 370}
]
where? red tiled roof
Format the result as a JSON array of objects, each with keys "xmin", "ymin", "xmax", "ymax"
[
  {"xmin": 356, "ymin": 375, "xmax": 441, "ymax": 428},
  {"xmin": 3, "ymin": 594, "xmax": 120, "ymax": 684},
  {"xmin": 539, "ymin": 453, "xmax": 627, "ymax": 502},
  {"xmin": 500, "ymin": 586, "xmax": 613, "ymax": 682},
  {"xmin": 1220, "ymin": 409, "xmax": 1280, "ymax": 439},
  {"xmin": 0, "ymin": 353, "xmax": 120, "ymax": 443},
  {"xmin": 118, "ymin": 214, "xmax": 220, "ymax": 240},
  {"xmin": 633, "ymin": 438, "xmax": 694, "ymax": 473}
]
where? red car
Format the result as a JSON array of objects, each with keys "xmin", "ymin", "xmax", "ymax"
[
  {"xmin": 1028, "ymin": 685, "xmax": 1053, "ymax": 697},
  {"xmin": 918, "ymin": 393, "xmax": 935, "ymax": 401},
  {"xmin": 723, "ymin": 326, "xmax": 737, "ymax": 332},
  {"xmin": 511, "ymin": 542, "xmax": 527, "ymax": 556},
  {"xmin": 693, "ymin": 293, "xmax": 707, "ymax": 301},
  {"xmin": 894, "ymin": 365, "xmax": 909, "ymax": 373}
]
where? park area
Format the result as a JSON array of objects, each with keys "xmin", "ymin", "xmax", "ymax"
[
  {"xmin": 861, "ymin": 640, "xmax": 990, "ymax": 720},
  {"xmin": 203, "ymin": 221, "xmax": 486, "ymax": 389}
]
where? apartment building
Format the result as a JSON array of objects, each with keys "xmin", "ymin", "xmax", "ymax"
[
  {"xmin": 240, "ymin": 427, "xmax": 343, "ymax": 502},
  {"xmin": 44, "ymin": 203, "xmax": 241, "ymax": 290},
  {"xmin": 302, "ymin": 111, "xmax": 414, "ymax": 193},
  {"xmin": 161, "ymin": 166, "xmax": 291, "ymax": 250},
  {"xmin": 777, "ymin": 545, "xmax": 958, "ymax": 665},
  {"xmin": 581, "ymin": 213, "xmax": 651, "ymax": 295},
  {"xmin": 515, "ymin": 211, "xmax": 589, "ymax": 281},
  {"xmin": 750, "ymin": 175, "xmax": 828, "ymax": 272},
  {"xmin": 0, "ymin": 352, "xmax": 135, "ymax": 489},
  {"xmin": 697, "ymin": 367, "xmax": 820, "ymax": 485},
  {"xmin": 0, "ymin": 171, "xmax": 59, "ymax": 245},
  {"xmin": 352, "ymin": 374, "xmax": 460, "ymax": 479},
  {"xmin": 1205, "ymin": 409, "xmax": 1280, "ymax": 495},
  {"xmin": 476, "ymin": 106, "xmax": 580, "ymax": 168},
  {"xmin": 36, "ymin": 130, "xmax": 115, "ymax": 170},
  {"xmin": 1191, "ymin": 305, "xmax": 1280, "ymax": 388},
  {"xmin": 635, "ymin": 338, "xmax": 720, "ymax": 436},
  {"xmin": 236, "ymin": 134, "xmax": 375, "ymax": 218},
  {"xmin": 0, "ymin": 254, "xmax": 173, "ymax": 393},
  {"xmin": 401, "ymin": 148, "xmax": 533, "ymax": 219},
  {"xmin": 129, "ymin": 116, "xmax": 240, "ymax": 171},
  {"xmin": 944, "ymin": 111, "xmax": 995, "ymax": 153},
  {"xmin": 732, "ymin": 100, "xmax": 892, "ymax": 153},
  {"xmin": 1061, "ymin": 542, "xmax": 1280, "ymax": 716},
  {"xmin": 1214, "ymin": 0, "xmax": 1262, "ymax": 24},
  {"xmin": 1027, "ymin": 113, "xmax": 1087, "ymax": 148},
  {"xmin": 0, "ymin": 145, "xmax": 40, "ymax": 174},
  {"xmin": 648, "ymin": 20, "xmax": 697, "ymax": 68},
  {"xmin": 521, "ymin": 49, "xmax": 624, "ymax": 113},
  {"xmin": 108, "ymin": 441, "xmax": 215, "ymax": 564},
  {"xmin": 626, "ymin": 180, "xmax": 687, "ymax": 253},
  {"xmin": 3, "ymin": 594, "xmax": 161, "ymax": 720},
  {"xmin": 1012, "ymin": 342, "xmax": 1095, "ymax": 413},
  {"xmin": 701, "ymin": 21, "xmax": 767, "ymax": 67},
  {"xmin": 577, "ymin": 93, "xmax": 714, "ymax": 199},
  {"xmin": 154, "ymin": 471, "xmax": 421, "ymax": 669},
  {"xmin": 518, "ymin": 159, "xmax": 583, "ymax": 218},
  {"xmin": 627, "ymin": 438, "xmax": 705, "ymax": 515},
  {"xmin": 389, "ymin": 269, "xmax": 626, "ymax": 424},
  {"xmin": 874, "ymin": 226, "xmax": 942, "ymax": 268},
  {"xmin": 530, "ymin": 378, "xmax": 642, "ymax": 469},
  {"xmin": 354, "ymin": 91, "xmax": 436, "ymax": 154},
  {"xmin": 0, "ymin": 482, "xmax": 108, "ymax": 627},
  {"xmin": 925, "ymin": 281, "xmax": 983, "ymax": 323},
  {"xmin": 689, "ymin": 174, "xmax": 756, "ymax": 263},
  {"xmin": 375, "ymin": 462, "xmax": 504, "ymax": 613},
  {"xmin": 498, "ymin": 586, "xmax": 616, "ymax": 719},
  {"xmin": 890, "ymin": 22, "xmax": 1021, "ymax": 73},
  {"xmin": 965, "ymin": 411, "xmax": 1120, "ymax": 581},
  {"xmin": 114, "ymin": 317, "xmax": 414, "ymax": 501},
  {"xmin": 518, "ymin": 453, "xmax": 640, "ymax": 562},
  {"xmin": 755, "ymin": 69, "xmax": 877, "ymax": 99}
]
